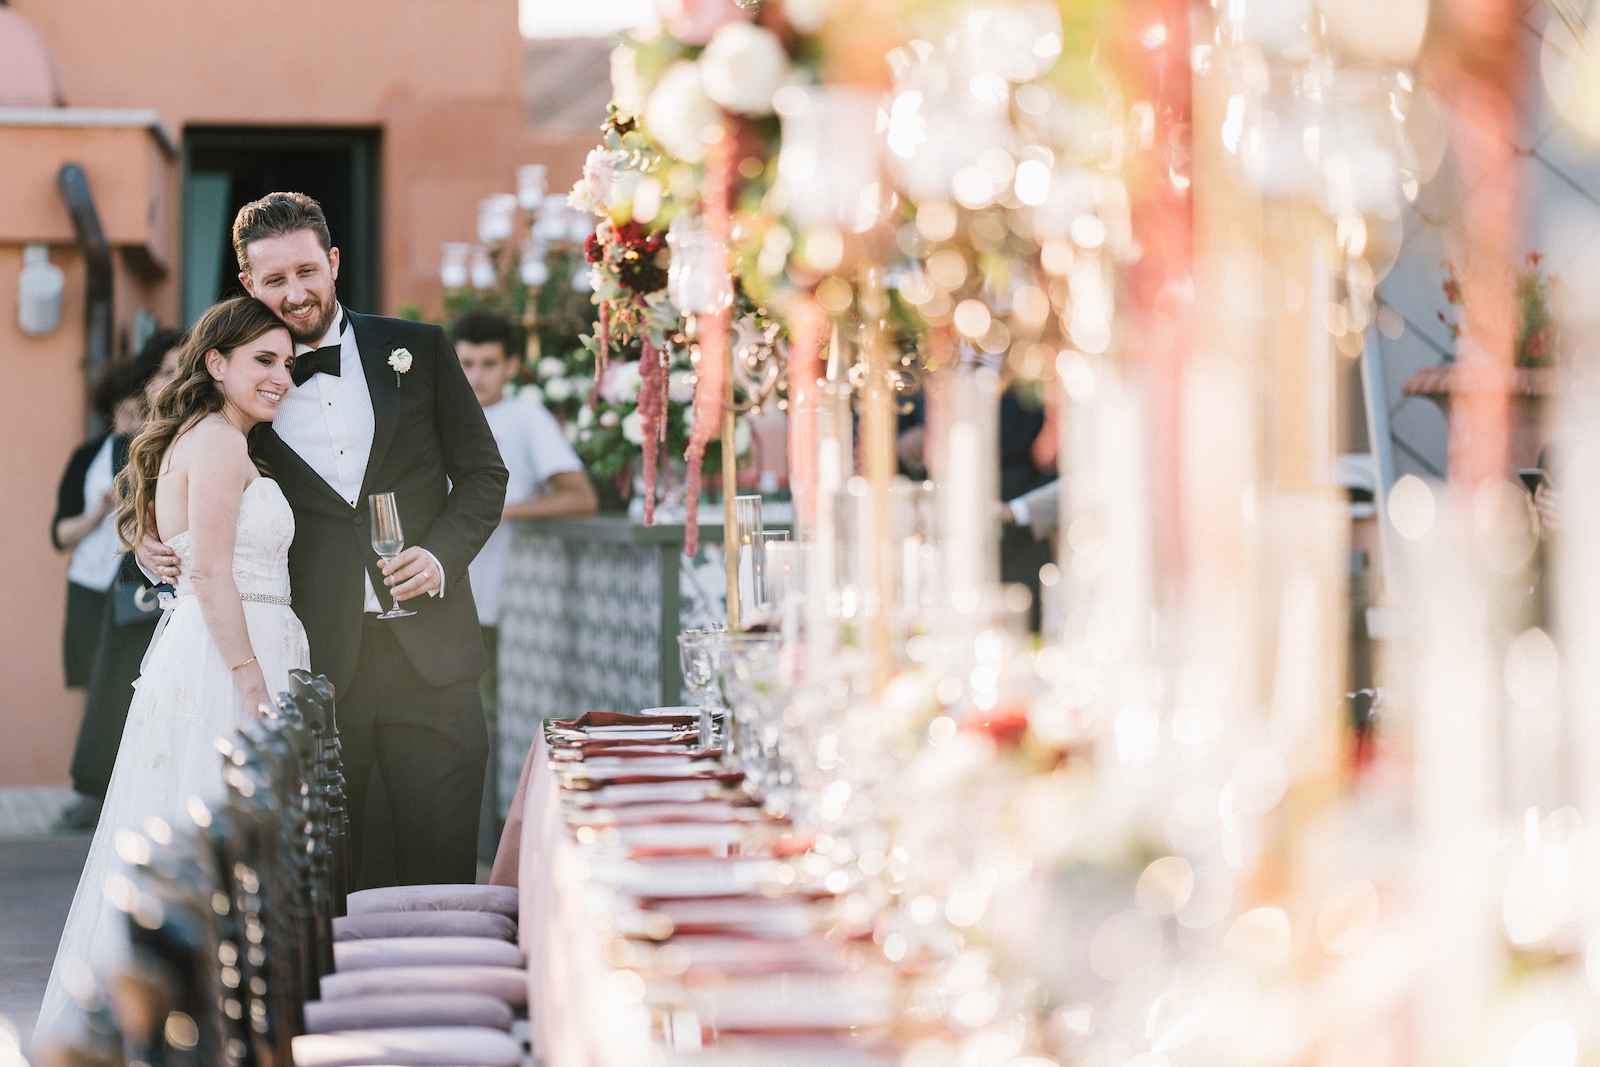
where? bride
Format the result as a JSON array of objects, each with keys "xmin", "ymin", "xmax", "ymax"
[{"xmin": 34, "ymin": 296, "xmax": 310, "ymax": 1050}]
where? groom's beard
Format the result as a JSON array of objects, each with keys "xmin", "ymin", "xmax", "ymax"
[{"xmin": 282, "ymin": 292, "xmax": 338, "ymax": 346}]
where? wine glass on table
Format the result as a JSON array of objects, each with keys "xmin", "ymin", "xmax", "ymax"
[{"xmin": 369, "ymin": 492, "xmax": 416, "ymax": 619}]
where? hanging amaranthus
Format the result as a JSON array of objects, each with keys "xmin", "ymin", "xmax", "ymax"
[{"xmin": 638, "ymin": 338, "xmax": 666, "ymax": 525}]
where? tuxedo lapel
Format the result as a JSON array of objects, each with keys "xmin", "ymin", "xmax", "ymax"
[
  {"xmin": 257, "ymin": 426, "xmax": 350, "ymax": 510},
  {"xmin": 351, "ymin": 312, "xmax": 402, "ymax": 501}
]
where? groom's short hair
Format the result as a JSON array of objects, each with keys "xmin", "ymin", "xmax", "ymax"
[{"xmin": 233, "ymin": 192, "xmax": 332, "ymax": 273}]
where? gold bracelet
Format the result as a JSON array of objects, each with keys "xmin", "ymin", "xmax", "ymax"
[{"xmin": 230, "ymin": 656, "xmax": 257, "ymax": 672}]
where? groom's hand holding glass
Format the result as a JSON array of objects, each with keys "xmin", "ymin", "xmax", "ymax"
[{"xmin": 378, "ymin": 547, "xmax": 441, "ymax": 600}]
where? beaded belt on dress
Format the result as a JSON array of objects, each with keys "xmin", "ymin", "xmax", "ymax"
[{"xmin": 240, "ymin": 592, "xmax": 291, "ymax": 606}]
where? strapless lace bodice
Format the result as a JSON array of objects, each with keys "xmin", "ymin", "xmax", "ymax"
[{"xmin": 168, "ymin": 477, "xmax": 294, "ymax": 601}]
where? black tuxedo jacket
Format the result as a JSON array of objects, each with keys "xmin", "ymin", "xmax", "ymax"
[{"xmin": 256, "ymin": 311, "xmax": 508, "ymax": 696}]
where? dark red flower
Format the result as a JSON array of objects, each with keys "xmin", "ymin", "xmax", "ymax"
[{"xmin": 584, "ymin": 231, "xmax": 604, "ymax": 264}]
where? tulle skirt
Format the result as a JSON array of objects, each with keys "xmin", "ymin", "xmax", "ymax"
[{"xmin": 32, "ymin": 596, "xmax": 309, "ymax": 1053}]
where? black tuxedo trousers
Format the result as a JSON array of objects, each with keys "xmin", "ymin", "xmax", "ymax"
[{"xmin": 257, "ymin": 312, "xmax": 508, "ymax": 886}]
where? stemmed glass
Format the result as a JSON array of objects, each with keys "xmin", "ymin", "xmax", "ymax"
[{"xmin": 369, "ymin": 492, "xmax": 416, "ymax": 620}]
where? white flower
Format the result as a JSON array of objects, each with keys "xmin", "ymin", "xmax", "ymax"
[
  {"xmin": 684, "ymin": 406, "xmax": 697, "ymax": 428},
  {"xmin": 668, "ymin": 369, "xmax": 696, "ymax": 403},
  {"xmin": 577, "ymin": 404, "xmax": 595, "ymax": 429},
  {"xmin": 388, "ymin": 347, "xmax": 412, "ymax": 387},
  {"xmin": 600, "ymin": 361, "xmax": 643, "ymax": 404},
  {"xmin": 610, "ymin": 44, "xmax": 647, "ymax": 119},
  {"xmin": 622, "ymin": 410, "xmax": 647, "ymax": 444},
  {"xmin": 563, "ymin": 421, "xmax": 580, "ymax": 444},
  {"xmin": 698, "ymin": 23, "xmax": 789, "ymax": 115},
  {"xmin": 783, "ymin": 0, "xmax": 831, "ymax": 33},
  {"xmin": 537, "ymin": 356, "xmax": 566, "ymax": 380},
  {"xmin": 733, "ymin": 416, "xmax": 752, "ymax": 456},
  {"xmin": 544, "ymin": 377, "xmax": 573, "ymax": 402},
  {"xmin": 566, "ymin": 377, "xmax": 593, "ymax": 401},
  {"xmin": 581, "ymin": 146, "xmax": 618, "ymax": 209},
  {"xmin": 645, "ymin": 61, "xmax": 720, "ymax": 164},
  {"xmin": 518, "ymin": 382, "xmax": 545, "ymax": 404},
  {"xmin": 599, "ymin": 409, "xmax": 621, "ymax": 428},
  {"xmin": 567, "ymin": 178, "xmax": 600, "ymax": 215}
]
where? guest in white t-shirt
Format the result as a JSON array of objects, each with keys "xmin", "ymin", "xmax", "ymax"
[
  {"xmin": 451, "ymin": 310, "xmax": 596, "ymax": 692},
  {"xmin": 454, "ymin": 312, "xmax": 597, "ymax": 623}
]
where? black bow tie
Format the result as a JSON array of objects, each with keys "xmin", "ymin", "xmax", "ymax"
[{"xmin": 292, "ymin": 343, "xmax": 342, "ymax": 386}]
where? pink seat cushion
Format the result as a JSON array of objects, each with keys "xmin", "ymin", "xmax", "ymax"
[
  {"xmin": 334, "ymin": 937, "xmax": 523, "ymax": 972},
  {"xmin": 302, "ymin": 993, "xmax": 513, "ymax": 1034},
  {"xmin": 346, "ymin": 885, "xmax": 518, "ymax": 917},
  {"xmin": 334, "ymin": 911, "xmax": 517, "ymax": 942},
  {"xmin": 290, "ymin": 1025, "xmax": 522, "ymax": 1067},
  {"xmin": 317, "ymin": 966, "xmax": 528, "ymax": 1009}
]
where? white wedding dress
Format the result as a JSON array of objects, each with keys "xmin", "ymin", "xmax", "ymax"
[{"xmin": 34, "ymin": 477, "xmax": 310, "ymax": 1052}]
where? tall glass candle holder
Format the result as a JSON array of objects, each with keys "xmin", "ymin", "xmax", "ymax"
[
  {"xmin": 734, "ymin": 494, "xmax": 765, "ymax": 618},
  {"xmin": 439, "ymin": 242, "xmax": 471, "ymax": 289},
  {"xmin": 516, "ymin": 164, "xmax": 548, "ymax": 211},
  {"xmin": 665, "ymin": 223, "xmax": 733, "ymax": 320},
  {"xmin": 469, "ymin": 244, "xmax": 497, "ymax": 290},
  {"xmin": 477, "ymin": 193, "xmax": 519, "ymax": 245}
]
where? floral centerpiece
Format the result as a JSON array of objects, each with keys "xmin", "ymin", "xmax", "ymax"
[
  {"xmin": 576, "ymin": 0, "xmax": 838, "ymax": 549},
  {"xmin": 569, "ymin": 107, "xmax": 758, "ymax": 524}
]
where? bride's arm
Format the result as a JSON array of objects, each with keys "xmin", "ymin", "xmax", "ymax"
[{"xmin": 184, "ymin": 424, "xmax": 270, "ymax": 718}]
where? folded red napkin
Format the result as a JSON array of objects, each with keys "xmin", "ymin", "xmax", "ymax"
[
  {"xmin": 552, "ymin": 744, "xmax": 721, "ymax": 760},
  {"xmin": 552, "ymin": 710, "xmax": 698, "ymax": 728},
  {"xmin": 569, "ymin": 771, "xmax": 744, "ymax": 789}
]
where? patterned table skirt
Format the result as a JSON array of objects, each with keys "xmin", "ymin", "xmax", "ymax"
[{"xmin": 494, "ymin": 522, "xmax": 727, "ymax": 818}]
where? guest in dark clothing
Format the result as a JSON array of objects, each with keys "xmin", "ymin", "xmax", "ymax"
[
  {"xmin": 992, "ymin": 390, "xmax": 1054, "ymax": 631},
  {"xmin": 54, "ymin": 362, "xmax": 151, "ymax": 687},
  {"xmin": 56, "ymin": 329, "xmax": 184, "ymax": 829}
]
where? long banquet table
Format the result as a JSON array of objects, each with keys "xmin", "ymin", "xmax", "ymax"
[{"xmin": 501, "ymin": 712, "xmax": 903, "ymax": 1067}]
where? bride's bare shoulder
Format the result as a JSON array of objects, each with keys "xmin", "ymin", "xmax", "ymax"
[{"xmin": 167, "ymin": 413, "xmax": 249, "ymax": 472}]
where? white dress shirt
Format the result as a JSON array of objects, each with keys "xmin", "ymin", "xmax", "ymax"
[
  {"xmin": 276, "ymin": 305, "xmax": 442, "ymax": 610},
  {"xmin": 66, "ymin": 435, "xmax": 124, "ymax": 591}
]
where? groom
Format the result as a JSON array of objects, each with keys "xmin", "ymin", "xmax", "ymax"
[{"xmin": 145, "ymin": 192, "xmax": 507, "ymax": 886}]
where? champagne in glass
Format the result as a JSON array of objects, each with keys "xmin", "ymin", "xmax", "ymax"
[{"xmin": 369, "ymin": 492, "xmax": 416, "ymax": 619}]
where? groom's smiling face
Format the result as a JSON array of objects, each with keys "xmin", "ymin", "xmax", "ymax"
[{"xmin": 240, "ymin": 228, "xmax": 342, "ymax": 346}]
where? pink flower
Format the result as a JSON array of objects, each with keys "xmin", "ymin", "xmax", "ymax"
[
  {"xmin": 599, "ymin": 409, "xmax": 621, "ymax": 428},
  {"xmin": 582, "ymin": 147, "xmax": 617, "ymax": 207},
  {"xmin": 657, "ymin": 0, "xmax": 748, "ymax": 46}
]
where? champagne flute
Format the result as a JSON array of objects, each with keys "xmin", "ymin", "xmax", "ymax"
[{"xmin": 369, "ymin": 492, "xmax": 416, "ymax": 619}]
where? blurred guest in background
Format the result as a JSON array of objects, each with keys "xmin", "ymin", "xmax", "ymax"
[
  {"xmin": 56, "ymin": 329, "xmax": 184, "ymax": 830},
  {"xmin": 53, "ymin": 366, "xmax": 141, "ymax": 694},
  {"xmin": 452, "ymin": 310, "xmax": 595, "ymax": 854},
  {"xmin": 1002, "ymin": 478, "xmax": 1060, "ymax": 540}
]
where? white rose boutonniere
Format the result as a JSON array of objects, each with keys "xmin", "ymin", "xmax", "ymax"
[{"xmin": 388, "ymin": 347, "xmax": 413, "ymax": 388}]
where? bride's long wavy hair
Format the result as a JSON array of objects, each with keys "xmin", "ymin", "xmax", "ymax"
[{"xmin": 116, "ymin": 296, "xmax": 288, "ymax": 550}]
